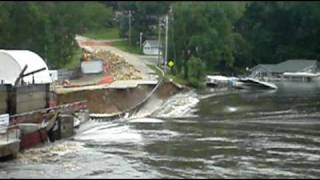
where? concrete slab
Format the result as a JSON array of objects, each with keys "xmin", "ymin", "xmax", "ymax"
[{"xmin": 55, "ymin": 80, "xmax": 158, "ymax": 94}]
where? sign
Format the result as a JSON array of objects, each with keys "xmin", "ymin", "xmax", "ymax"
[
  {"xmin": 81, "ymin": 60, "xmax": 104, "ymax": 74},
  {"xmin": 167, "ymin": 59, "xmax": 175, "ymax": 69},
  {"xmin": 0, "ymin": 114, "xmax": 9, "ymax": 133}
]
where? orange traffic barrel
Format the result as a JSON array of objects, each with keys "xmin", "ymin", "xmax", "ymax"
[{"xmin": 99, "ymin": 75, "xmax": 113, "ymax": 84}]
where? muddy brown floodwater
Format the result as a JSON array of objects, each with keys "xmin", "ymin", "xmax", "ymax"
[{"xmin": 1, "ymin": 81, "xmax": 320, "ymax": 178}]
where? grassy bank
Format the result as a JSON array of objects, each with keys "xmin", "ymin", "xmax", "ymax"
[
  {"xmin": 83, "ymin": 27, "xmax": 141, "ymax": 55},
  {"xmin": 147, "ymin": 64, "xmax": 164, "ymax": 78},
  {"xmin": 65, "ymin": 48, "xmax": 82, "ymax": 69},
  {"xmin": 165, "ymin": 74, "xmax": 189, "ymax": 87},
  {"xmin": 147, "ymin": 64, "xmax": 189, "ymax": 87},
  {"xmin": 83, "ymin": 27, "xmax": 120, "ymax": 40},
  {"xmin": 112, "ymin": 40, "xmax": 141, "ymax": 55}
]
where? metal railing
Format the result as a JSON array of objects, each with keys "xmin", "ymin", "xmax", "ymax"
[{"xmin": 10, "ymin": 100, "xmax": 88, "ymax": 126}]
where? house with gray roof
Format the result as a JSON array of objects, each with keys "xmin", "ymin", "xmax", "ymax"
[
  {"xmin": 249, "ymin": 59, "xmax": 319, "ymax": 81},
  {"xmin": 272, "ymin": 60, "xmax": 318, "ymax": 74},
  {"xmin": 143, "ymin": 40, "xmax": 162, "ymax": 56}
]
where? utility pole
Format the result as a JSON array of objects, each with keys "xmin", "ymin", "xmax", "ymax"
[
  {"xmin": 140, "ymin": 32, "xmax": 143, "ymax": 50},
  {"xmin": 164, "ymin": 14, "xmax": 169, "ymax": 73},
  {"xmin": 158, "ymin": 17, "xmax": 162, "ymax": 67},
  {"xmin": 128, "ymin": 10, "xmax": 132, "ymax": 46}
]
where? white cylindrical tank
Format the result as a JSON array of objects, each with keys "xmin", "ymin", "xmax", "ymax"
[{"xmin": 0, "ymin": 50, "xmax": 52, "ymax": 85}]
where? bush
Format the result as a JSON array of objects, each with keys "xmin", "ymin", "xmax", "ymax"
[{"xmin": 187, "ymin": 56, "xmax": 206, "ymax": 88}]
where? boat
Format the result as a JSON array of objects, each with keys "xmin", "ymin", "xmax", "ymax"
[
  {"xmin": 206, "ymin": 75, "xmax": 238, "ymax": 87},
  {"xmin": 233, "ymin": 78, "xmax": 278, "ymax": 90},
  {"xmin": 18, "ymin": 123, "xmax": 48, "ymax": 150}
]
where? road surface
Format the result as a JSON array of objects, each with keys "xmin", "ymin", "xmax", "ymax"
[{"xmin": 76, "ymin": 35, "xmax": 160, "ymax": 81}]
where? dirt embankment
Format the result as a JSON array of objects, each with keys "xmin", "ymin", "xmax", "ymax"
[{"xmin": 56, "ymin": 81, "xmax": 182, "ymax": 114}]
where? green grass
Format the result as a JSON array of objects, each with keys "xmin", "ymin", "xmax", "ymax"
[
  {"xmin": 166, "ymin": 74, "xmax": 189, "ymax": 86},
  {"xmin": 82, "ymin": 26, "xmax": 142, "ymax": 55},
  {"xmin": 83, "ymin": 27, "xmax": 120, "ymax": 40},
  {"xmin": 65, "ymin": 48, "xmax": 82, "ymax": 69},
  {"xmin": 147, "ymin": 64, "xmax": 164, "ymax": 78},
  {"xmin": 112, "ymin": 40, "xmax": 142, "ymax": 55},
  {"xmin": 147, "ymin": 63, "xmax": 189, "ymax": 86}
]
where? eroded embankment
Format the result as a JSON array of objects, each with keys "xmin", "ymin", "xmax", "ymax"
[{"xmin": 55, "ymin": 81, "xmax": 182, "ymax": 115}]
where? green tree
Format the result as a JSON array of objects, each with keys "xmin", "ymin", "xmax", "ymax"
[
  {"xmin": 0, "ymin": 1, "xmax": 113, "ymax": 68},
  {"xmin": 170, "ymin": 2, "xmax": 246, "ymax": 79},
  {"xmin": 187, "ymin": 56, "xmax": 206, "ymax": 88},
  {"xmin": 236, "ymin": 2, "xmax": 320, "ymax": 66}
]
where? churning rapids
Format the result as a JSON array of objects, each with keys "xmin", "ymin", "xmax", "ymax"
[{"xmin": 1, "ymin": 81, "xmax": 320, "ymax": 178}]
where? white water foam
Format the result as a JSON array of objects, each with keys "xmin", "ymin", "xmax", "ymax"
[
  {"xmin": 196, "ymin": 137, "xmax": 239, "ymax": 143},
  {"xmin": 152, "ymin": 91, "xmax": 199, "ymax": 118},
  {"xmin": 128, "ymin": 118, "xmax": 164, "ymax": 123},
  {"xmin": 225, "ymin": 106, "xmax": 238, "ymax": 113},
  {"xmin": 74, "ymin": 124, "xmax": 143, "ymax": 144}
]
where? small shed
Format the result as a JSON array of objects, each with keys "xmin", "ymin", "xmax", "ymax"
[
  {"xmin": 143, "ymin": 40, "xmax": 162, "ymax": 56},
  {"xmin": 0, "ymin": 50, "xmax": 52, "ymax": 85}
]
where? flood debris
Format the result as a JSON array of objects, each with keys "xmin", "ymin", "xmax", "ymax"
[{"xmin": 92, "ymin": 50, "xmax": 143, "ymax": 81}]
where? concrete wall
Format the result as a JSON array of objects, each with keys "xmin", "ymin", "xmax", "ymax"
[
  {"xmin": 0, "ymin": 85, "xmax": 10, "ymax": 114},
  {"xmin": 56, "ymin": 84, "xmax": 155, "ymax": 114},
  {"xmin": 10, "ymin": 84, "xmax": 49, "ymax": 114},
  {"xmin": 58, "ymin": 114, "xmax": 74, "ymax": 139}
]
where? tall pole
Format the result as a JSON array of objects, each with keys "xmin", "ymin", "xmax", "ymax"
[
  {"xmin": 164, "ymin": 14, "xmax": 169, "ymax": 73},
  {"xmin": 128, "ymin": 10, "xmax": 132, "ymax": 46},
  {"xmin": 140, "ymin": 32, "xmax": 143, "ymax": 50},
  {"xmin": 158, "ymin": 17, "xmax": 161, "ymax": 67}
]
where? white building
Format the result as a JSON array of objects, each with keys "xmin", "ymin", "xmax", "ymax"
[
  {"xmin": 0, "ymin": 50, "xmax": 52, "ymax": 85},
  {"xmin": 143, "ymin": 40, "xmax": 162, "ymax": 56}
]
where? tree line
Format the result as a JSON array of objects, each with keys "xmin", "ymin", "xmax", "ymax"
[
  {"xmin": 116, "ymin": 1, "xmax": 320, "ymax": 87},
  {"xmin": 1, "ymin": 1, "xmax": 320, "ymax": 87},
  {"xmin": 0, "ymin": 1, "xmax": 113, "ymax": 69}
]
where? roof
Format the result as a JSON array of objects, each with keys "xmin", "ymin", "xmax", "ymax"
[
  {"xmin": 283, "ymin": 72, "xmax": 320, "ymax": 77},
  {"xmin": 143, "ymin": 40, "xmax": 161, "ymax": 48},
  {"xmin": 251, "ymin": 59, "xmax": 318, "ymax": 73},
  {"xmin": 272, "ymin": 59, "xmax": 317, "ymax": 73},
  {"xmin": 251, "ymin": 64, "xmax": 275, "ymax": 72},
  {"xmin": 0, "ymin": 50, "xmax": 52, "ymax": 85}
]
